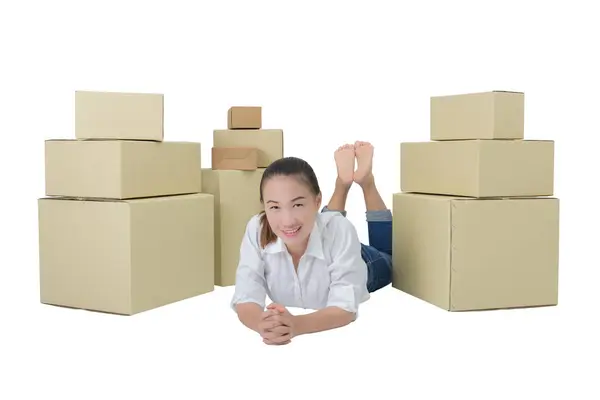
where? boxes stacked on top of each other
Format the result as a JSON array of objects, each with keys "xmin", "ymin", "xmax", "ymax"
[
  {"xmin": 393, "ymin": 90, "xmax": 559, "ymax": 312},
  {"xmin": 38, "ymin": 90, "xmax": 215, "ymax": 315},
  {"xmin": 202, "ymin": 106, "xmax": 284, "ymax": 286}
]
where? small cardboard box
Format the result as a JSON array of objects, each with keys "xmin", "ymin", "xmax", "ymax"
[
  {"xmin": 400, "ymin": 139, "xmax": 554, "ymax": 198},
  {"xmin": 213, "ymin": 129, "xmax": 283, "ymax": 168},
  {"xmin": 392, "ymin": 193, "xmax": 559, "ymax": 311},
  {"xmin": 45, "ymin": 140, "xmax": 201, "ymax": 199},
  {"xmin": 201, "ymin": 168, "xmax": 265, "ymax": 286},
  {"xmin": 227, "ymin": 106, "xmax": 262, "ymax": 129},
  {"xmin": 75, "ymin": 90, "xmax": 164, "ymax": 141},
  {"xmin": 38, "ymin": 193, "xmax": 215, "ymax": 315},
  {"xmin": 430, "ymin": 90, "xmax": 524, "ymax": 140},
  {"xmin": 212, "ymin": 147, "xmax": 258, "ymax": 170}
]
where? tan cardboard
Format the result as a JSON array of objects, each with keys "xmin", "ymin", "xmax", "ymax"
[
  {"xmin": 227, "ymin": 106, "xmax": 262, "ymax": 129},
  {"xmin": 430, "ymin": 90, "xmax": 524, "ymax": 140},
  {"xmin": 212, "ymin": 147, "xmax": 258, "ymax": 170},
  {"xmin": 75, "ymin": 90, "xmax": 164, "ymax": 141},
  {"xmin": 400, "ymin": 139, "xmax": 554, "ymax": 197},
  {"xmin": 213, "ymin": 129, "xmax": 283, "ymax": 168},
  {"xmin": 45, "ymin": 140, "xmax": 201, "ymax": 199},
  {"xmin": 392, "ymin": 193, "xmax": 559, "ymax": 311},
  {"xmin": 38, "ymin": 193, "xmax": 215, "ymax": 315},
  {"xmin": 201, "ymin": 168, "xmax": 265, "ymax": 286}
]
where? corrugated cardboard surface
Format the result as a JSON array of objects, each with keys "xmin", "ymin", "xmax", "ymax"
[
  {"xmin": 401, "ymin": 140, "xmax": 554, "ymax": 197},
  {"xmin": 38, "ymin": 193, "xmax": 215, "ymax": 315},
  {"xmin": 213, "ymin": 129, "xmax": 283, "ymax": 168},
  {"xmin": 392, "ymin": 193, "xmax": 559, "ymax": 311},
  {"xmin": 75, "ymin": 91, "xmax": 164, "ymax": 141},
  {"xmin": 202, "ymin": 169, "xmax": 265, "ymax": 286},
  {"xmin": 430, "ymin": 90, "xmax": 524, "ymax": 140},
  {"xmin": 212, "ymin": 147, "xmax": 258, "ymax": 170},
  {"xmin": 227, "ymin": 106, "xmax": 262, "ymax": 129},
  {"xmin": 45, "ymin": 140, "xmax": 202, "ymax": 199}
]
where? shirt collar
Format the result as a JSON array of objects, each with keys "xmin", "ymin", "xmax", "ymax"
[{"xmin": 263, "ymin": 219, "xmax": 325, "ymax": 260}]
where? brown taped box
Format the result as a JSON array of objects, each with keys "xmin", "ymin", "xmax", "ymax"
[
  {"xmin": 45, "ymin": 140, "xmax": 202, "ymax": 199},
  {"xmin": 38, "ymin": 193, "xmax": 215, "ymax": 315},
  {"xmin": 392, "ymin": 193, "xmax": 559, "ymax": 311},
  {"xmin": 201, "ymin": 168, "xmax": 265, "ymax": 286},
  {"xmin": 212, "ymin": 147, "xmax": 258, "ymax": 170},
  {"xmin": 228, "ymin": 106, "xmax": 262, "ymax": 129},
  {"xmin": 430, "ymin": 90, "xmax": 524, "ymax": 140},
  {"xmin": 213, "ymin": 129, "xmax": 283, "ymax": 168},
  {"xmin": 400, "ymin": 139, "xmax": 554, "ymax": 198},
  {"xmin": 75, "ymin": 90, "xmax": 164, "ymax": 141}
]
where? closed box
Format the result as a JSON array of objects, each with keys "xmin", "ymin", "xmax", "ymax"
[
  {"xmin": 213, "ymin": 129, "xmax": 283, "ymax": 168},
  {"xmin": 38, "ymin": 193, "xmax": 215, "ymax": 315},
  {"xmin": 400, "ymin": 140, "xmax": 554, "ymax": 198},
  {"xmin": 430, "ymin": 90, "xmax": 524, "ymax": 140},
  {"xmin": 45, "ymin": 140, "xmax": 202, "ymax": 199},
  {"xmin": 75, "ymin": 90, "xmax": 164, "ymax": 141},
  {"xmin": 201, "ymin": 169, "xmax": 265, "ymax": 286},
  {"xmin": 228, "ymin": 106, "xmax": 262, "ymax": 129},
  {"xmin": 392, "ymin": 193, "xmax": 559, "ymax": 311},
  {"xmin": 212, "ymin": 147, "xmax": 258, "ymax": 170}
]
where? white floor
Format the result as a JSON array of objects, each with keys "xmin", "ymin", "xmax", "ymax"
[{"xmin": 3, "ymin": 278, "xmax": 598, "ymax": 399}]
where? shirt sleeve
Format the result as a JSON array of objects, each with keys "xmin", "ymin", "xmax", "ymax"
[
  {"xmin": 230, "ymin": 215, "xmax": 268, "ymax": 312},
  {"xmin": 326, "ymin": 216, "xmax": 369, "ymax": 316}
]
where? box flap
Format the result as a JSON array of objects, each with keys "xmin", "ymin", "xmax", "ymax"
[{"xmin": 493, "ymin": 90, "xmax": 524, "ymax": 94}]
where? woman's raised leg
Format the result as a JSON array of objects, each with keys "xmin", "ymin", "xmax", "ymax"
[
  {"xmin": 322, "ymin": 144, "xmax": 355, "ymax": 216},
  {"xmin": 354, "ymin": 141, "xmax": 393, "ymax": 256}
]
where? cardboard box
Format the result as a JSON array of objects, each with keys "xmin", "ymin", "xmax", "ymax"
[
  {"xmin": 392, "ymin": 193, "xmax": 559, "ymax": 311},
  {"xmin": 213, "ymin": 129, "xmax": 283, "ymax": 168},
  {"xmin": 430, "ymin": 90, "xmax": 524, "ymax": 140},
  {"xmin": 212, "ymin": 147, "xmax": 258, "ymax": 170},
  {"xmin": 400, "ymin": 140, "xmax": 554, "ymax": 198},
  {"xmin": 38, "ymin": 193, "xmax": 215, "ymax": 315},
  {"xmin": 228, "ymin": 106, "xmax": 262, "ymax": 129},
  {"xmin": 201, "ymin": 169, "xmax": 265, "ymax": 286},
  {"xmin": 45, "ymin": 140, "xmax": 202, "ymax": 199},
  {"xmin": 75, "ymin": 90, "xmax": 164, "ymax": 141}
]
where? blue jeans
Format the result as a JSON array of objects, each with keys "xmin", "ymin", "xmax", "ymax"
[{"xmin": 321, "ymin": 206, "xmax": 393, "ymax": 293}]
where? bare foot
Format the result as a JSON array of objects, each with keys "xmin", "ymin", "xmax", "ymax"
[
  {"xmin": 354, "ymin": 141, "xmax": 374, "ymax": 186},
  {"xmin": 334, "ymin": 144, "xmax": 355, "ymax": 187}
]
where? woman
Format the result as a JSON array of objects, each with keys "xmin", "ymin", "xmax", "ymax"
[{"xmin": 230, "ymin": 141, "xmax": 393, "ymax": 345}]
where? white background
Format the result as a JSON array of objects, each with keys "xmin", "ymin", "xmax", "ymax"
[{"xmin": 1, "ymin": 0, "xmax": 598, "ymax": 399}]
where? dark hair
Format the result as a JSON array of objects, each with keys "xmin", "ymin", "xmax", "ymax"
[{"xmin": 258, "ymin": 157, "xmax": 321, "ymax": 248}]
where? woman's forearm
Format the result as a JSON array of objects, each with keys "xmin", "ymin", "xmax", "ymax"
[
  {"xmin": 293, "ymin": 306, "xmax": 355, "ymax": 336},
  {"xmin": 235, "ymin": 302, "xmax": 264, "ymax": 332}
]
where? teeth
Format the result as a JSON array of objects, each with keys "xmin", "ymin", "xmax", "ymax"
[{"xmin": 284, "ymin": 227, "xmax": 300, "ymax": 234}]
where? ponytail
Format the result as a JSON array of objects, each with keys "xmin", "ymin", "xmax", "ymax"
[{"xmin": 259, "ymin": 211, "xmax": 277, "ymax": 249}]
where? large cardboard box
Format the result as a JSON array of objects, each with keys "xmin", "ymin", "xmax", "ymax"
[
  {"xmin": 430, "ymin": 90, "xmax": 524, "ymax": 140},
  {"xmin": 75, "ymin": 90, "xmax": 164, "ymax": 141},
  {"xmin": 228, "ymin": 106, "xmax": 262, "ymax": 129},
  {"xmin": 38, "ymin": 193, "xmax": 215, "ymax": 315},
  {"xmin": 201, "ymin": 169, "xmax": 265, "ymax": 286},
  {"xmin": 392, "ymin": 193, "xmax": 559, "ymax": 311},
  {"xmin": 45, "ymin": 140, "xmax": 202, "ymax": 199},
  {"xmin": 400, "ymin": 140, "xmax": 554, "ymax": 197},
  {"xmin": 213, "ymin": 129, "xmax": 283, "ymax": 168}
]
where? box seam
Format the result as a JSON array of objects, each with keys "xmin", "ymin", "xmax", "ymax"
[{"xmin": 449, "ymin": 201, "xmax": 454, "ymax": 311}]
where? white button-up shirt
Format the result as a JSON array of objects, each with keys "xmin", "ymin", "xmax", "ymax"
[{"xmin": 230, "ymin": 210, "xmax": 370, "ymax": 316}]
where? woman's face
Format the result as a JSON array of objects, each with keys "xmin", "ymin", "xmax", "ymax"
[{"xmin": 262, "ymin": 175, "xmax": 321, "ymax": 250}]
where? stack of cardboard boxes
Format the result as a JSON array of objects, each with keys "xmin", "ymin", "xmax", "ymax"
[
  {"xmin": 392, "ymin": 91, "xmax": 560, "ymax": 311},
  {"xmin": 202, "ymin": 106, "xmax": 284, "ymax": 286},
  {"xmin": 38, "ymin": 91, "xmax": 215, "ymax": 315}
]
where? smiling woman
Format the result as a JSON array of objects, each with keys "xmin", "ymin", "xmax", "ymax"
[{"xmin": 230, "ymin": 141, "xmax": 394, "ymax": 345}]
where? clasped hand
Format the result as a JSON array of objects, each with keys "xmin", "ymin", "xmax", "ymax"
[{"xmin": 258, "ymin": 303, "xmax": 295, "ymax": 345}]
